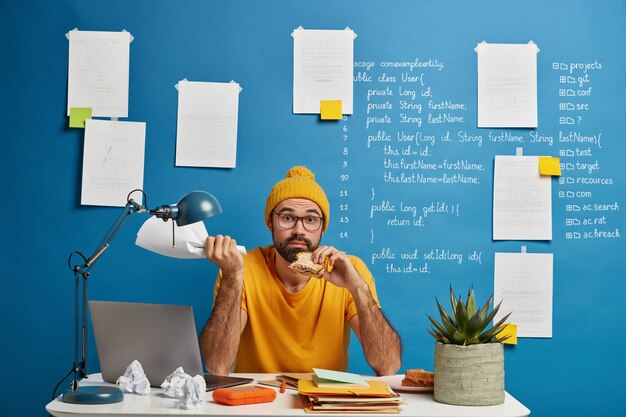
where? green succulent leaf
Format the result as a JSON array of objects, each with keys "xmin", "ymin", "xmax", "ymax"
[
  {"xmin": 477, "ymin": 294, "xmax": 494, "ymax": 321},
  {"xmin": 464, "ymin": 311, "xmax": 487, "ymax": 341},
  {"xmin": 450, "ymin": 330, "xmax": 467, "ymax": 344},
  {"xmin": 478, "ymin": 327, "xmax": 500, "ymax": 342},
  {"xmin": 427, "ymin": 315, "xmax": 450, "ymax": 337},
  {"xmin": 436, "ymin": 299, "xmax": 458, "ymax": 333},
  {"xmin": 478, "ymin": 313, "xmax": 511, "ymax": 342},
  {"xmin": 492, "ymin": 311, "xmax": 512, "ymax": 330},
  {"xmin": 466, "ymin": 288, "xmax": 477, "ymax": 317},
  {"xmin": 426, "ymin": 328, "xmax": 444, "ymax": 343},
  {"xmin": 465, "ymin": 337, "xmax": 480, "ymax": 345},
  {"xmin": 454, "ymin": 296, "xmax": 469, "ymax": 334},
  {"xmin": 495, "ymin": 332, "xmax": 512, "ymax": 343},
  {"xmin": 449, "ymin": 286, "xmax": 458, "ymax": 317},
  {"xmin": 481, "ymin": 301, "xmax": 504, "ymax": 327},
  {"xmin": 490, "ymin": 323, "xmax": 510, "ymax": 340}
]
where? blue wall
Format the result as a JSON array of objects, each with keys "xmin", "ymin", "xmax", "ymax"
[{"xmin": 1, "ymin": 1, "xmax": 625, "ymax": 416}]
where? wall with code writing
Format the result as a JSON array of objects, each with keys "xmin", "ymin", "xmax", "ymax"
[{"xmin": 1, "ymin": 1, "xmax": 624, "ymax": 417}]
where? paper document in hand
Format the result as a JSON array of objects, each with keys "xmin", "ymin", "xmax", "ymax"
[
  {"xmin": 135, "ymin": 216, "xmax": 208, "ymax": 259},
  {"xmin": 312, "ymin": 368, "xmax": 368, "ymax": 388},
  {"xmin": 136, "ymin": 216, "xmax": 246, "ymax": 259}
]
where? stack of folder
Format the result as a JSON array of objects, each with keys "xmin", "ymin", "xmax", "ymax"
[
  {"xmin": 277, "ymin": 372, "xmax": 313, "ymax": 389},
  {"xmin": 298, "ymin": 369, "xmax": 404, "ymax": 414}
]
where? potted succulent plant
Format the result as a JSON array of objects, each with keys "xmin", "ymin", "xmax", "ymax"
[{"xmin": 427, "ymin": 286, "xmax": 511, "ymax": 406}]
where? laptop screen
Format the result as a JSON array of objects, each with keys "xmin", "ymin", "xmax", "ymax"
[{"xmin": 89, "ymin": 300, "xmax": 205, "ymax": 387}]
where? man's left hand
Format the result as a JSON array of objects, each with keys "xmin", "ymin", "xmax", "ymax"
[{"xmin": 311, "ymin": 246, "xmax": 366, "ymax": 292}]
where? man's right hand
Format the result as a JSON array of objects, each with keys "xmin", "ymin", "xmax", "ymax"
[
  {"xmin": 204, "ymin": 235, "xmax": 244, "ymax": 278},
  {"xmin": 201, "ymin": 235, "xmax": 246, "ymax": 375}
]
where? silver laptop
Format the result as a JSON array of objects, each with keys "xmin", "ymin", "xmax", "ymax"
[{"xmin": 89, "ymin": 301, "xmax": 252, "ymax": 389}]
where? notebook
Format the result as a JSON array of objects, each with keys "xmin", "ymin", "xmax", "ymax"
[
  {"xmin": 89, "ymin": 300, "xmax": 252, "ymax": 390},
  {"xmin": 312, "ymin": 368, "xmax": 368, "ymax": 388}
]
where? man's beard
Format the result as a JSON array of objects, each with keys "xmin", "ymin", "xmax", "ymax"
[{"xmin": 274, "ymin": 235, "xmax": 316, "ymax": 262}]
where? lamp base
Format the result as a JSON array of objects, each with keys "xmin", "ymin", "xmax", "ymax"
[{"xmin": 62, "ymin": 385, "xmax": 124, "ymax": 404}]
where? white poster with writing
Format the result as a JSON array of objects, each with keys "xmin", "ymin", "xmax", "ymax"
[
  {"xmin": 81, "ymin": 119, "xmax": 145, "ymax": 207},
  {"xmin": 493, "ymin": 155, "xmax": 552, "ymax": 240},
  {"xmin": 175, "ymin": 80, "xmax": 240, "ymax": 168},
  {"xmin": 476, "ymin": 41, "xmax": 539, "ymax": 128},
  {"xmin": 292, "ymin": 27, "xmax": 355, "ymax": 114},
  {"xmin": 494, "ymin": 251, "xmax": 553, "ymax": 338},
  {"xmin": 67, "ymin": 30, "xmax": 132, "ymax": 118}
]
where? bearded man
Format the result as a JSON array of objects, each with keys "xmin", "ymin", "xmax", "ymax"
[{"xmin": 199, "ymin": 166, "xmax": 401, "ymax": 376}]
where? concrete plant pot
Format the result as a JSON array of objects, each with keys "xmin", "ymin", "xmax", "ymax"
[{"xmin": 434, "ymin": 342, "xmax": 505, "ymax": 406}]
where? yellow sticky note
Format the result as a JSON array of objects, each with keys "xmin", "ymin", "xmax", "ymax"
[
  {"xmin": 539, "ymin": 156, "xmax": 561, "ymax": 176},
  {"xmin": 500, "ymin": 324, "xmax": 518, "ymax": 345},
  {"xmin": 69, "ymin": 108, "xmax": 92, "ymax": 128},
  {"xmin": 320, "ymin": 100, "xmax": 342, "ymax": 120}
]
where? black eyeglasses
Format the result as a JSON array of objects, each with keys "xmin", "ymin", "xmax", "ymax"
[{"xmin": 272, "ymin": 212, "xmax": 324, "ymax": 232}]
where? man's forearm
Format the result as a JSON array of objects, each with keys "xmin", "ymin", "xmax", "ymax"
[
  {"xmin": 199, "ymin": 275, "xmax": 243, "ymax": 375},
  {"xmin": 352, "ymin": 284, "xmax": 402, "ymax": 376}
]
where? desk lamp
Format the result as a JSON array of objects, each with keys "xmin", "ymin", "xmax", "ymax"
[{"xmin": 59, "ymin": 189, "xmax": 222, "ymax": 404}]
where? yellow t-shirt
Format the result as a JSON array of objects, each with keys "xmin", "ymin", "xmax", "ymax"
[{"xmin": 213, "ymin": 245, "xmax": 381, "ymax": 373}]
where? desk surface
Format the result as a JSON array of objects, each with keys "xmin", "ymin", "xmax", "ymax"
[{"xmin": 46, "ymin": 373, "xmax": 530, "ymax": 417}]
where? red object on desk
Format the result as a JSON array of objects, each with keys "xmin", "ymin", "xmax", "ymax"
[{"xmin": 213, "ymin": 385, "xmax": 277, "ymax": 406}]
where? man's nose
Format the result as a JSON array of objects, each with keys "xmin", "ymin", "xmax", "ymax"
[{"xmin": 291, "ymin": 218, "xmax": 307, "ymax": 233}]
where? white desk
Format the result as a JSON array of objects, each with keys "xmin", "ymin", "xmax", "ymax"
[{"xmin": 46, "ymin": 374, "xmax": 530, "ymax": 417}]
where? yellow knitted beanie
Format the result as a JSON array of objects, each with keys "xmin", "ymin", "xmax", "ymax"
[{"xmin": 265, "ymin": 166, "xmax": 330, "ymax": 232}]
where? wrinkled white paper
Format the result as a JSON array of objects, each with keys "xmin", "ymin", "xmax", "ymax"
[
  {"xmin": 136, "ymin": 216, "xmax": 246, "ymax": 259},
  {"xmin": 161, "ymin": 367, "xmax": 191, "ymax": 398},
  {"xmin": 180, "ymin": 375, "xmax": 206, "ymax": 409},
  {"xmin": 160, "ymin": 367, "xmax": 206, "ymax": 409},
  {"xmin": 116, "ymin": 360, "xmax": 151, "ymax": 395}
]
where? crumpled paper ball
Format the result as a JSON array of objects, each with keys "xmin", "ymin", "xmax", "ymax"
[
  {"xmin": 161, "ymin": 367, "xmax": 206, "ymax": 409},
  {"xmin": 161, "ymin": 367, "xmax": 190, "ymax": 398},
  {"xmin": 116, "ymin": 360, "xmax": 151, "ymax": 395},
  {"xmin": 179, "ymin": 375, "xmax": 206, "ymax": 409}
]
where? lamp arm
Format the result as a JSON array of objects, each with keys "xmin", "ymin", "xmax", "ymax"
[
  {"xmin": 81, "ymin": 199, "xmax": 146, "ymax": 272},
  {"xmin": 67, "ymin": 195, "xmax": 146, "ymax": 391}
]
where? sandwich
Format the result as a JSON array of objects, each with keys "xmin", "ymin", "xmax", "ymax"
[
  {"xmin": 401, "ymin": 368, "xmax": 434, "ymax": 387},
  {"xmin": 288, "ymin": 252, "xmax": 331, "ymax": 277}
]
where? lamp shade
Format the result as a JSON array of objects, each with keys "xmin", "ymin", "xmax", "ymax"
[{"xmin": 170, "ymin": 191, "xmax": 222, "ymax": 226}]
